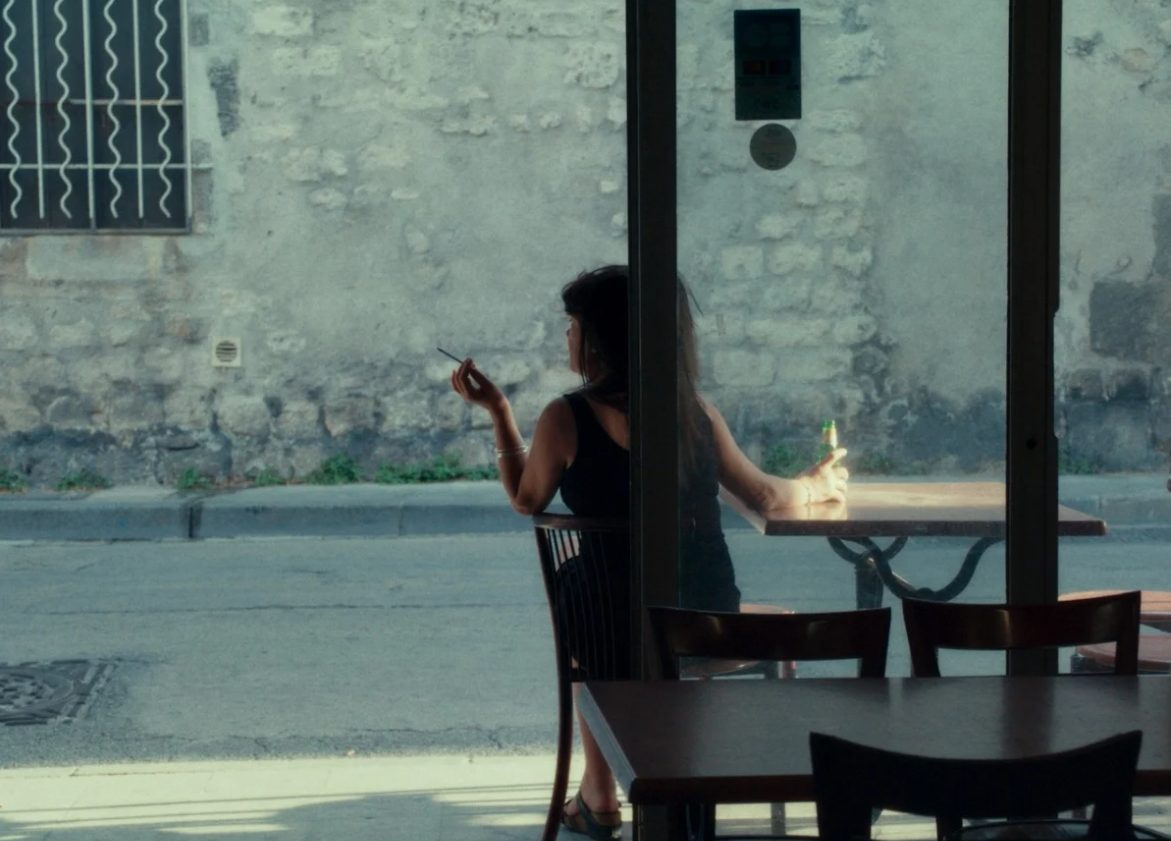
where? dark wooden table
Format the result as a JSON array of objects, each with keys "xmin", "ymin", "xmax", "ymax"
[
  {"xmin": 725, "ymin": 481, "xmax": 1108, "ymax": 608},
  {"xmin": 579, "ymin": 676, "xmax": 1171, "ymax": 807}
]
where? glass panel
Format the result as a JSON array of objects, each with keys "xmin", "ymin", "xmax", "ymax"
[
  {"xmin": 677, "ymin": 0, "xmax": 1009, "ymax": 700},
  {"xmin": 1057, "ymin": 1, "xmax": 1171, "ymax": 679}
]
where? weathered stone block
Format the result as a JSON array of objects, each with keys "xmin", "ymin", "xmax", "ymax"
[
  {"xmin": 324, "ymin": 396, "xmax": 378, "ymax": 438},
  {"xmin": 830, "ymin": 245, "xmax": 873, "ymax": 277},
  {"xmin": 218, "ymin": 396, "xmax": 272, "ymax": 439},
  {"xmin": 0, "ymin": 397, "xmax": 41, "ymax": 431},
  {"xmin": 1121, "ymin": 48, "xmax": 1155, "ymax": 73},
  {"xmin": 564, "ymin": 42, "xmax": 621, "ymax": 89},
  {"xmin": 359, "ymin": 144, "xmax": 411, "ymax": 172},
  {"xmin": 309, "ymin": 188, "xmax": 348, "ymax": 211},
  {"xmin": 832, "ymin": 314, "xmax": 878, "ymax": 345},
  {"xmin": 755, "ymin": 214, "xmax": 798, "ymax": 240},
  {"xmin": 823, "ymin": 32, "xmax": 887, "ymax": 81},
  {"xmin": 45, "ymin": 395, "xmax": 97, "ymax": 427},
  {"xmin": 1065, "ymin": 369, "xmax": 1103, "ymax": 401},
  {"xmin": 1154, "ymin": 193, "xmax": 1171, "ymax": 278},
  {"xmin": 271, "ymin": 46, "xmax": 342, "ymax": 77},
  {"xmin": 1105, "ymin": 369, "xmax": 1149, "ymax": 401},
  {"xmin": 1090, "ymin": 278, "xmax": 1171, "ymax": 364},
  {"xmin": 767, "ymin": 243, "xmax": 822, "ymax": 275},
  {"xmin": 25, "ymin": 238, "xmax": 165, "ymax": 282},
  {"xmin": 503, "ymin": 8, "xmax": 592, "ymax": 38},
  {"xmin": 795, "ymin": 180, "xmax": 820, "ymax": 206},
  {"xmin": 713, "ymin": 350, "xmax": 777, "ymax": 387},
  {"xmin": 805, "ymin": 134, "xmax": 868, "ymax": 168},
  {"xmin": 381, "ymin": 389, "xmax": 438, "ymax": 432},
  {"xmin": 250, "ymin": 6, "xmax": 313, "ymax": 37},
  {"xmin": 0, "ymin": 315, "xmax": 38, "ymax": 349},
  {"xmin": 822, "ymin": 175, "xmax": 868, "ymax": 204},
  {"xmin": 814, "ymin": 207, "xmax": 862, "ymax": 240},
  {"xmin": 165, "ymin": 392, "xmax": 213, "ymax": 431},
  {"xmin": 1064, "ymin": 402, "xmax": 1156, "ymax": 470},
  {"xmin": 207, "ymin": 59, "xmax": 240, "ymax": 137},
  {"xmin": 1152, "ymin": 397, "xmax": 1171, "ymax": 453},
  {"xmin": 273, "ymin": 399, "xmax": 321, "ymax": 439},
  {"xmin": 807, "ymin": 109, "xmax": 863, "ymax": 133},
  {"xmin": 284, "ymin": 148, "xmax": 327, "ymax": 182},
  {"xmin": 606, "ymin": 97, "xmax": 626, "ymax": 129},
  {"xmin": 720, "ymin": 246, "xmax": 764, "ymax": 280}
]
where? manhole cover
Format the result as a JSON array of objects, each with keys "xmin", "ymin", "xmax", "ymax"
[{"xmin": 0, "ymin": 660, "xmax": 115, "ymax": 725}]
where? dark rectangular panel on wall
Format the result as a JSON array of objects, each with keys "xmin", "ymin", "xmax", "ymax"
[
  {"xmin": 733, "ymin": 9, "xmax": 801, "ymax": 120},
  {"xmin": 1006, "ymin": 0, "xmax": 1062, "ymax": 675}
]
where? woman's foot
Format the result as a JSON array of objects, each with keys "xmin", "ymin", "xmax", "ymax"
[{"xmin": 561, "ymin": 791, "xmax": 622, "ymax": 840}]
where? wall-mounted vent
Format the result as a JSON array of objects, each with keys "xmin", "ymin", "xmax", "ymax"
[{"xmin": 212, "ymin": 337, "xmax": 242, "ymax": 368}]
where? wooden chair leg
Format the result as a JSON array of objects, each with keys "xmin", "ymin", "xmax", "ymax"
[
  {"xmin": 543, "ymin": 677, "xmax": 575, "ymax": 841},
  {"xmin": 770, "ymin": 801, "xmax": 788, "ymax": 836}
]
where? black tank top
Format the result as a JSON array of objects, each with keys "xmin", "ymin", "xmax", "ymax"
[
  {"xmin": 560, "ymin": 392, "xmax": 630, "ymax": 517},
  {"xmin": 559, "ymin": 391, "xmax": 724, "ymax": 531}
]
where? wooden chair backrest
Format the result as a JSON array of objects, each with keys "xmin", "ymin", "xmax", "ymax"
[
  {"xmin": 649, "ymin": 605, "xmax": 891, "ymax": 679},
  {"xmin": 810, "ymin": 730, "xmax": 1142, "ymax": 841},
  {"xmin": 902, "ymin": 591, "xmax": 1141, "ymax": 677},
  {"xmin": 532, "ymin": 514, "xmax": 631, "ymax": 682}
]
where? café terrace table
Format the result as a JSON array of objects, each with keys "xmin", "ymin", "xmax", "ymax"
[
  {"xmin": 579, "ymin": 675, "xmax": 1171, "ymax": 817},
  {"xmin": 724, "ymin": 481, "xmax": 1108, "ymax": 609}
]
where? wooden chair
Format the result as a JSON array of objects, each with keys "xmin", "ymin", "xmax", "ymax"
[
  {"xmin": 533, "ymin": 515, "xmax": 802, "ymax": 841},
  {"xmin": 902, "ymin": 591, "xmax": 1143, "ymax": 836},
  {"xmin": 902, "ymin": 591, "xmax": 1141, "ymax": 678},
  {"xmin": 649, "ymin": 604, "xmax": 891, "ymax": 840},
  {"xmin": 649, "ymin": 604, "xmax": 891, "ymax": 680},
  {"xmin": 533, "ymin": 515, "xmax": 628, "ymax": 841},
  {"xmin": 1063, "ymin": 590, "xmax": 1171, "ymax": 674},
  {"xmin": 809, "ymin": 730, "xmax": 1144, "ymax": 841}
]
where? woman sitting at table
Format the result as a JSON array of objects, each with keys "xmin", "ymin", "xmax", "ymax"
[{"xmin": 449, "ymin": 264, "xmax": 847, "ymax": 840}]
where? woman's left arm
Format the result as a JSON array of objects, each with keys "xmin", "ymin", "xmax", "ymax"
[
  {"xmin": 703, "ymin": 400, "xmax": 847, "ymax": 512},
  {"xmin": 492, "ymin": 398, "xmax": 574, "ymax": 515}
]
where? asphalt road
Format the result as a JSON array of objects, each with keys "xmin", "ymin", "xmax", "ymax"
[{"xmin": 0, "ymin": 529, "xmax": 1167, "ymax": 766}]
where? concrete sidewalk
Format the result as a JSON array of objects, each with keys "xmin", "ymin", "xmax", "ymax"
[
  {"xmin": 0, "ymin": 752, "xmax": 1166, "ymax": 840},
  {"xmin": 0, "ymin": 474, "xmax": 1166, "ymax": 542},
  {"xmin": 0, "ymin": 752, "xmax": 836, "ymax": 840}
]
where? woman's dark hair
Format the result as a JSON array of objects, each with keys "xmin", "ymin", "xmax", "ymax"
[{"xmin": 561, "ymin": 264, "xmax": 708, "ymax": 478}]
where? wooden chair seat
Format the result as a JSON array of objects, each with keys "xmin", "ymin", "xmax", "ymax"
[
  {"xmin": 1061, "ymin": 589, "xmax": 1171, "ymax": 632},
  {"xmin": 1073, "ymin": 635, "xmax": 1171, "ymax": 674}
]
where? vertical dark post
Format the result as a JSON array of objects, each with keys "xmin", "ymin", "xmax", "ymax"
[
  {"xmin": 627, "ymin": 0, "xmax": 681, "ymax": 837},
  {"xmin": 626, "ymin": 0, "xmax": 680, "ymax": 671},
  {"xmin": 1006, "ymin": 0, "xmax": 1061, "ymax": 675}
]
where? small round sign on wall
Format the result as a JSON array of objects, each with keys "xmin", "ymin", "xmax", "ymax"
[{"xmin": 749, "ymin": 123, "xmax": 797, "ymax": 171}]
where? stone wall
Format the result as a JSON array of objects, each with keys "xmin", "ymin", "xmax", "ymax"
[{"xmin": 0, "ymin": 0, "xmax": 1167, "ymax": 487}]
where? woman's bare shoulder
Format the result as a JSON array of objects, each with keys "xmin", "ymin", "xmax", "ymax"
[
  {"xmin": 539, "ymin": 395, "xmax": 575, "ymax": 429},
  {"xmin": 696, "ymin": 394, "xmax": 724, "ymax": 424}
]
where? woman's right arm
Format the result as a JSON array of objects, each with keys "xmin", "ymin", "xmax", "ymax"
[{"xmin": 703, "ymin": 400, "xmax": 847, "ymax": 513}]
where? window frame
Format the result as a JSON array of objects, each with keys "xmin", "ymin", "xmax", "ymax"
[{"xmin": 0, "ymin": 0, "xmax": 192, "ymax": 234}]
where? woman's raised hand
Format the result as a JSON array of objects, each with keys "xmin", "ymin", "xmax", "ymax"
[
  {"xmin": 799, "ymin": 447, "xmax": 849, "ymax": 504},
  {"xmin": 450, "ymin": 359, "xmax": 507, "ymax": 413}
]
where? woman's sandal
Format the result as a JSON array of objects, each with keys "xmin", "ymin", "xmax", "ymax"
[{"xmin": 561, "ymin": 791, "xmax": 622, "ymax": 840}]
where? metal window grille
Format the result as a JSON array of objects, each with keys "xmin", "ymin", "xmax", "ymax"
[{"xmin": 0, "ymin": 0, "xmax": 189, "ymax": 232}]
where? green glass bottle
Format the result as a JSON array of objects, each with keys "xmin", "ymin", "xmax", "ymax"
[{"xmin": 818, "ymin": 420, "xmax": 838, "ymax": 460}]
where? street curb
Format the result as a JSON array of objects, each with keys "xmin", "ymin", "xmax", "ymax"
[
  {"xmin": 0, "ymin": 475, "xmax": 1165, "ymax": 542},
  {"xmin": 0, "ymin": 488, "xmax": 192, "ymax": 541}
]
